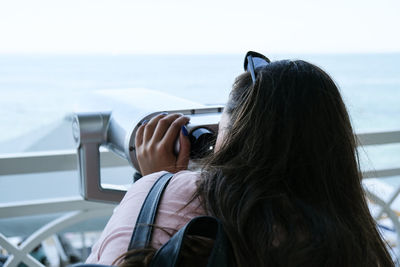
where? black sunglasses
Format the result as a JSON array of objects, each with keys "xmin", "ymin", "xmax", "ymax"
[{"xmin": 244, "ymin": 51, "xmax": 271, "ymax": 84}]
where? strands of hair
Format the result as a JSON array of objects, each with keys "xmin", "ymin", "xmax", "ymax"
[{"xmin": 197, "ymin": 60, "xmax": 394, "ymax": 266}]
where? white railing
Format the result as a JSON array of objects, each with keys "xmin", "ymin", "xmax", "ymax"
[
  {"xmin": 0, "ymin": 150, "xmax": 124, "ymax": 267},
  {"xmin": 0, "ymin": 149, "xmax": 127, "ymax": 176},
  {"xmin": 358, "ymin": 131, "xmax": 400, "ymax": 178},
  {"xmin": 0, "ymin": 131, "xmax": 399, "ymax": 266}
]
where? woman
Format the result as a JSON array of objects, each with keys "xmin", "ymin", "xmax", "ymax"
[{"xmin": 86, "ymin": 52, "xmax": 394, "ymax": 266}]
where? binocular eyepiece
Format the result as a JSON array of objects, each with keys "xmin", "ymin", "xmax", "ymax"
[{"xmin": 184, "ymin": 126, "xmax": 215, "ymax": 159}]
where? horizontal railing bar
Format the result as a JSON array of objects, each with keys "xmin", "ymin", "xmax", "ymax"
[
  {"xmin": 0, "ymin": 149, "xmax": 128, "ymax": 176},
  {"xmin": 0, "ymin": 131, "xmax": 399, "ymax": 176},
  {"xmin": 357, "ymin": 131, "xmax": 400, "ymax": 146},
  {"xmin": 1, "ymin": 169, "xmax": 399, "ymax": 218},
  {"xmin": 0, "ymin": 196, "xmax": 116, "ymax": 219},
  {"xmin": 1, "ymin": 168, "xmax": 396, "ymax": 219},
  {"xmin": 362, "ymin": 168, "xmax": 400, "ymax": 179}
]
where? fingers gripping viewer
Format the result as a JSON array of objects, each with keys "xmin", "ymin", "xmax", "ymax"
[{"xmin": 135, "ymin": 113, "xmax": 191, "ymax": 175}]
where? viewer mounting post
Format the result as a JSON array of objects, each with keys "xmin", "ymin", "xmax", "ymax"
[{"xmin": 73, "ymin": 112, "xmax": 126, "ymax": 203}]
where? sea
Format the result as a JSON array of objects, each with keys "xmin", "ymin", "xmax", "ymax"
[
  {"xmin": 0, "ymin": 54, "xmax": 399, "ymax": 157},
  {"xmin": 0, "ymin": 53, "xmax": 399, "ymax": 140},
  {"xmin": 0, "ymin": 53, "xmax": 399, "ymax": 199}
]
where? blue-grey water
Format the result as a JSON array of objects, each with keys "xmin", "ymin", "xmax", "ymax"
[
  {"xmin": 0, "ymin": 53, "xmax": 399, "ymax": 144},
  {"xmin": 0, "ymin": 53, "xmax": 399, "ymax": 205}
]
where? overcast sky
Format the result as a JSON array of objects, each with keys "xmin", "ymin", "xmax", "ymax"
[{"xmin": 0, "ymin": 0, "xmax": 399, "ymax": 54}]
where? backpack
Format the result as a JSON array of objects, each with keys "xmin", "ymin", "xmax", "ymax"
[{"xmin": 75, "ymin": 172, "xmax": 232, "ymax": 267}]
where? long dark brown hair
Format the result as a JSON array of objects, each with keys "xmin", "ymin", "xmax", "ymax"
[
  {"xmin": 196, "ymin": 60, "xmax": 395, "ymax": 266},
  {"xmin": 118, "ymin": 59, "xmax": 394, "ymax": 266}
]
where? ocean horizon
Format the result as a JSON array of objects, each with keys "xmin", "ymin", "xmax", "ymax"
[
  {"xmin": 0, "ymin": 53, "xmax": 399, "ymax": 204},
  {"xmin": 0, "ymin": 53, "xmax": 399, "ymax": 146}
]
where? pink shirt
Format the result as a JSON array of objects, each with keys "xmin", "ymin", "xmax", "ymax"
[{"xmin": 86, "ymin": 170, "xmax": 205, "ymax": 265}]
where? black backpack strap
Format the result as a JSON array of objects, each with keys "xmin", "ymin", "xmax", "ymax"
[
  {"xmin": 150, "ymin": 216, "xmax": 232, "ymax": 267},
  {"xmin": 128, "ymin": 172, "xmax": 174, "ymax": 250}
]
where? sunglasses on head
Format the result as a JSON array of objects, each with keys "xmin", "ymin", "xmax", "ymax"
[{"xmin": 244, "ymin": 51, "xmax": 271, "ymax": 84}]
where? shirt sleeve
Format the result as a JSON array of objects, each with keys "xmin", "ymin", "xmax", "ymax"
[{"xmin": 85, "ymin": 170, "xmax": 204, "ymax": 265}]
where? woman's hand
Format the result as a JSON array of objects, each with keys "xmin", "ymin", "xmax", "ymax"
[{"xmin": 135, "ymin": 113, "xmax": 191, "ymax": 176}]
